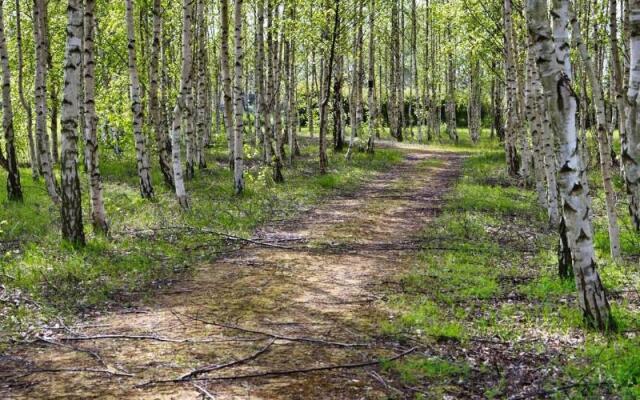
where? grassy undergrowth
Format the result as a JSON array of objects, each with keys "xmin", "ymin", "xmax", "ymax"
[
  {"xmin": 382, "ymin": 144, "xmax": 640, "ymax": 398},
  {"xmin": 0, "ymin": 134, "xmax": 402, "ymax": 341}
]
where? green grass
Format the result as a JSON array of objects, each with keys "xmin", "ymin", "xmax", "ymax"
[
  {"xmin": 380, "ymin": 135, "xmax": 640, "ymax": 397},
  {"xmin": 0, "ymin": 134, "xmax": 403, "ymax": 340}
]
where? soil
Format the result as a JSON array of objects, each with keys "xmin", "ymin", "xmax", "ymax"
[{"xmin": 0, "ymin": 143, "xmax": 464, "ymax": 399}]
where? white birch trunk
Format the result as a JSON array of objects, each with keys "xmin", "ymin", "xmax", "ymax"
[
  {"xmin": 0, "ymin": 0, "xmax": 22, "ymax": 201},
  {"xmin": 15, "ymin": 0, "xmax": 38, "ymax": 181},
  {"xmin": 60, "ymin": 0, "xmax": 85, "ymax": 245},
  {"xmin": 220, "ymin": 0, "xmax": 235, "ymax": 170},
  {"xmin": 366, "ymin": 0, "xmax": 376, "ymax": 153},
  {"xmin": 625, "ymin": 0, "xmax": 640, "ymax": 231},
  {"xmin": 150, "ymin": 0, "xmax": 174, "ymax": 187},
  {"xmin": 528, "ymin": 0, "xmax": 613, "ymax": 330},
  {"xmin": 571, "ymin": 9, "xmax": 621, "ymax": 260},
  {"xmin": 504, "ymin": 0, "xmax": 519, "ymax": 175},
  {"xmin": 83, "ymin": 0, "xmax": 108, "ymax": 234},
  {"xmin": 233, "ymin": 0, "xmax": 244, "ymax": 193},
  {"xmin": 170, "ymin": 0, "xmax": 194, "ymax": 209},
  {"xmin": 34, "ymin": 0, "xmax": 59, "ymax": 202},
  {"xmin": 125, "ymin": 0, "xmax": 154, "ymax": 198}
]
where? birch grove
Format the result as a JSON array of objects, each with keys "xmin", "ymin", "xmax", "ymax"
[{"xmin": 0, "ymin": 0, "xmax": 636, "ymax": 333}]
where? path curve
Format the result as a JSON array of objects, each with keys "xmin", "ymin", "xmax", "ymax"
[{"xmin": 1, "ymin": 144, "xmax": 464, "ymax": 399}]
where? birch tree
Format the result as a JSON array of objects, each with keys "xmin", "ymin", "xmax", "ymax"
[
  {"xmin": 503, "ymin": 0, "xmax": 519, "ymax": 176},
  {"xmin": 570, "ymin": 7, "xmax": 621, "ymax": 260},
  {"xmin": 125, "ymin": 0, "xmax": 154, "ymax": 198},
  {"xmin": 83, "ymin": 0, "xmax": 108, "ymax": 234},
  {"xmin": 319, "ymin": 0, "xmax": 340, "ymax": 174},
  {"xmin": 366, "ymin": 0, "xmax": 376, "ymax": 153},
  {"xmin": 0, "ymin": 0, "xmax": 22, "ymax": 201},
  {"xmin": 170, "ymin": 0, "xmax": 193, "ymax": 209},
  {"xmin": 624, "ymin": 0, "xmax": 640, "ymax": 231},
  {"xmin": 15, "ymin": 0, "xmax": 38, "ymax": 181},
  {"xmin": 150, "ymin": 0, "xmax": 174, "ymax": 188},
  {"xmin": 60, "ymin": 0, "xmax": 85, "ymax": 246},
  {"xmin": 233, "ymin": 0, "xmax": 245, "ymax": 193},
  {"xmin": 220, "ymin": 0, "xmax": 235, "ymax": 170},
  {"xmin": 527, "ymin": 0, "xmax": 612, "ymax": 330},
  {"xmin": 34, "ymin": 0, "xmax": 60, "ymax": 203}
]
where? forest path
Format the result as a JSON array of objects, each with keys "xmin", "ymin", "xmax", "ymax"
[{"xmin": 2, "ymin": 143, "xmax": 464, "ymax": 399}]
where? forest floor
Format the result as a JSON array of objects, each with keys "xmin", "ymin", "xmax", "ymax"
[
  {"xmin": 2, "ymin": 137, "xmax": 639, "ymax": 399},
  {"xmin": 1, "ymin": 142, "xmax": 466, "ymax": 399}
]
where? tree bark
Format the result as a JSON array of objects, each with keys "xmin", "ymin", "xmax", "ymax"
[
  {"xmin": 83, "ymin": 0, "xmax": 108, "ymax": 234},
  {"xmin": 60, "ymin": 0, "xmax": 85, "ymax": 246},
  {"xmin": 346, "ymin": 0, "xmax": 364, "ymax": 161},
  {"xmin": 468, "ymin": 57, "xmax": 481, "ymax": 145},
  {"xmin": 319, "ymin": 0, "xmax": 340, "ymax": 174},
  {"xmin": 527, "ymin": 0, "xmax": 613, "ymax": 330},
  {"xmin": 15, "ymin": 0, "xmax": 38, "ymax": 181},
  {"xmin": 624, "ymin": 0, "xmax": 640, "ymax": 231},
  {"xmin": 125, "ymin": 0, "xmax": 154, "ymax": 198},
  {"xmin": 220, "ymin": 0, "xmax": 235, "ymax": 171},
  {"xmin": 571, "ymin": 8, "xmax": 621, "ymax": 260},
  {"xmin": 233, "ymin": 0, "xmax": 245, "ymax": 193},
  {"xmin": 366, "ymin": 0, "xmax": 376, "ymax": 153},
  {"xmin": 504, "ymin": 0, "xmax": 519, "ymax": 175},
  {"xmin": 170, "ymin": 0, "xmax": 194, "ymax": 209},
  {"xmin": 34, "ymin": 0, "xmax": 60, "ymax": 202},
  {"xmin": 333, "ymin": 56, "xmax": 345, "ymax": 152},
  {"xmin": 389, "ymin": 0, "xmax": 402, "ymax": 142},
  {"xmin": 0, "ymin": 0, "xmax": 22, "ymax": 201},
  {"xmin": 150, "ymin": 0, "xmax": 174, "ymax": 188}
]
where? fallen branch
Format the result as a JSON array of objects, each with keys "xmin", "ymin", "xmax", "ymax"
[
  {"xmin": 138, "ymin": 347, "xmax": 416, "ymax": 387},
  {"xmin": 11, "ymin": 367, "xmax": 134, "ymax": 380},
  {"xmin": 56, "ymin": 334, "xmax": 203, "ymax": 343},
  {"xmin": 53, "ymin": 333, "xmax": 261, "ymax": 344},
  {"xmin": 185, "ymin": 314, "xmax": 369, "ymax": 348},
  {"xmin": 190, "ymin": 347, "xmax": 417, "ymax": 382},
  {"xmin": 178, "ymin": 339, "xmax": 275, "ymax": 381},
  {"xmin": 119, "ymin": 226, "xmax": 297, "ymax": 250},
  {"xmin": 192, "ymin": 383, "xmax": 217, "ymax": 399}
]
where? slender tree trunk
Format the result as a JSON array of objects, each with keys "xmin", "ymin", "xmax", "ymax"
[
  {"xmin": 15, "ymin": 0, "xmax": 38, "ymax": 181},
  {"xmin": 233, "ymin": 0, "xmax": 244, "ymax": 193},
  {"xmin": 256, "ymin": 0, "xmax": 267, "ymax": 162},
  {"xmin": 346, "ymin": 2, "xmax": 362, "ymax": 161},
  {"xmin": 528, "ymin": 0, "xmax": 613, "ymax": 330},
  {"xmin": 150, "ymin": 0, "xmax": 174, "ymax": 187},
  {"xmin": 366, "ymin": 0, "xmax": 376, "ymax": 153},
  {"xmin": 50, "ymin": 83, "xmax": 60, "ymax": 164},
  {"xmin": 83, "ymin": 0, "xmax": 108, "ymax": 233},
  {"xmin": 504, "ymin": 0, "xmax": 519, "ymax": 175},
  {"xmin": 0, "ymin": 0, "xmax": 22, "ymax": 201},
  {"xmin": 410, "ymin": 0, "xmax": 417, "ymax": 139},
  {"xmin": 571, "ymin": 9, "xmax": 621, "ymax": 260},
  {"xmin": 446, "ymin": 42, "xmax": 457, "ymax": 143},
  {"xmin": 270, "ymin": 12, "xmax": 285, "ymax": 181},
  {"xmin": 389, "ymin": 0, "xmax": 402, "ymax": 141},
  {"xmin": 399, "ymin": 0, "xmax": 405, "ymax": 139},
  {"xmin": 516, "ymin": 39, "xmax": 531, "ymax": 181},
  {"xmin": 60, "ymin": 0, "xmax": 85, "ymax": 246},
  {"xmin": 170, "ymin": 0, "xmax": 194, "ymax": 209},
  {"xmin": 34, "ymin": 0, "xmax": 60, "ymax": 202},
  {"xmin": 526, "ymin": 48, "xmax": 547, "ymax": 208},
  {"xmin": 125, "ymin": 0, "xmax": 154, "ymax": 198},
  {"xmin": 319, "ymin": 0, "xmax": 340, "ymax": 174},
  {"xmin": 624, "ymin": 0, "xmax": 640, "ymax": 231},
  {"xmin": 220, "ymin": 0, "xmax": 234, "ymax": 170},
  {"xmin": 333, "ymin": 56, "xmax": 344, "ymax": 152},
  {"xmin": 611, "ymin": 0, "xmax": 627, "ymax": 179},
  {"xmin": 468, "ymin": 57, "xmax": 481, "ymax": 145}
]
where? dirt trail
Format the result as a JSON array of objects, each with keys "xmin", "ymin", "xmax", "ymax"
[{"xmin": 1, "ymin": 144, "xmax": 464, "ymax": 399}]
